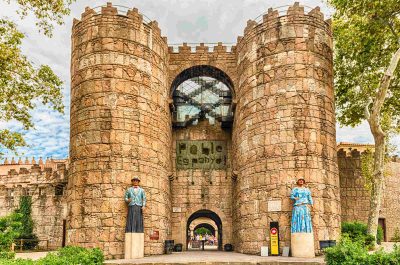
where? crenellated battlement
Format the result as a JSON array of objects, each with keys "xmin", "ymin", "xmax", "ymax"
[
  {"xmin": 75, "ymin": 3, "xmax": 151, "ymax": 24},
  {"xmin": 337, "ymin": 142, "xmax": 400, "ymax": 162},
  {"xmin": 337, "ymin": 142, "xmax": 374, "ymax": 157},
  {"xmin": 167, "ymin": 42, "xmax": 236, "ymax": 54},
  {"xmin": 237, "ymin": 2, "xmax": 332, "ymax": 49},
  {"xmin": 0, "ymin": 157, "xmax": 68, "ymax": 177},
  {"xmin": 72, "ymin": 2, "xmax": 167, "ymax": 45}
]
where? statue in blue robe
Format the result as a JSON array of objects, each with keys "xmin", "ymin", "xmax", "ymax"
[{"xmin": 290, "ymin": 178, "xmax": 313, "ymax": 233}]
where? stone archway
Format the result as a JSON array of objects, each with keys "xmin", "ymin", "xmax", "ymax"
[
  {"xmin": 193, "ymin": 223, "xmax": 216, "ymax": 236},
  {"xmin": 190, "ymin": 217, "xmax": 218, "ymax": 236},
  {"xmin": 186, "ymin": 209, "xmax": 223, "ymax": 251},
  {"xmin": 170, "ymin": 65, "xmax": 235, "ymax": 97}
]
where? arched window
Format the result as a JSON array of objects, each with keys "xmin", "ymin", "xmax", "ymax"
[{"xmin": 171, "ymin": 66, "xmax": 234, "ymax": 128}]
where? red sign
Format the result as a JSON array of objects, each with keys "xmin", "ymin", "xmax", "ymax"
[
  {"xmin": 150, "ymin": 230, "xmax": 159, "ymax": 240},
  {"xmin": 271, "ymin": 228, "xmax": 278, "ymax": 235}
]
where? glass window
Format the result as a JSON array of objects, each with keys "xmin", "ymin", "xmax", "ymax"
[{"xmin": 173, "ymin": 76, "xmax": 233, "ymax": 127}]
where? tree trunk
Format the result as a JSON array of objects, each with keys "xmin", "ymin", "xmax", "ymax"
[
  {"xmin": 366, "ymin": 131, "xmax": 384, "ymax": 239},
  {"xmin": 365, "ymin": 47, "xmax": 400, "ymax": 243}
]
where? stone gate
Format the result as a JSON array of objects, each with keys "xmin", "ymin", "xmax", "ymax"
[{"xmin": 68, "ymin": 2, "xmax": 340, "ymax": 259}]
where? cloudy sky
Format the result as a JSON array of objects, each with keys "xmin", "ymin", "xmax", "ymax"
[{"xmin": 0, "ymin": 0, "xmax": 399, "ymax": 160}]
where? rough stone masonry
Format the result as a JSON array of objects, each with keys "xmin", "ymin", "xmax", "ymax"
[{"xmin": 67, "ymin": 2, "xmax": 339, "ymax": 258}]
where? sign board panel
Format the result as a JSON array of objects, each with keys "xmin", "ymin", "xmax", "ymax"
[
  {"xmin": 172, "ymin": 207, "xmax": 182, "ymax": 213},
  {"xmin": 268, "ymin": 200, "xmax": 282, "ymax": 212},
  {"xmin": 270, "ymin": 222, "xmax": 279, "ymax": 256},
  {"xmin": 261, "ymin": 246, "xmax": 269, "ymax": 256},
  {"xmin": 176, "ymin": 140, "xmax": 227, "ymax": 169},
  {"xmin": 150, "ymin": 230, "xmax": 159, "ymax": 240}
]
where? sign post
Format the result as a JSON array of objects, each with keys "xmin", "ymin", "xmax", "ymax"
[{"xmin": 270, "ymin": 222, "xmax": 279, "ymax": 256}]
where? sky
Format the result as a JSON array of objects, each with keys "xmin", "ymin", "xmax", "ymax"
[{"xmin": 0, "ymin": 0, "xmax": 399, "ymax": 160}]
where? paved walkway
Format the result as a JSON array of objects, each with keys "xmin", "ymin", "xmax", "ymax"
[
  {"xmin": 15, "ymin": 251, "xmax": 51, "ymax": 260},
  {"xmin": 105, "ymin": 251, "xmax": 326, "ymax": 265}
]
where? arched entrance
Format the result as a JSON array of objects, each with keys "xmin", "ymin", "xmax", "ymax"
[
  {"xmin": 170, "ymin": 65, "xmax": 235, "ymax": 128},
  {"xmin": 186, "ymin": 209, "xmax": 223, "ymax": 251},
  {"xmin": 193, "ymin": 223, "xmax": 216, "ymax": 236}
]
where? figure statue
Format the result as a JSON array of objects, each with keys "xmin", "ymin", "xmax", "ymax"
[
  {"xmin": 290, "ymin": 178, "xmax": 313, "ymax": 233},
  {"xmin": 125, "ymin": 177, "xmax": 146, "ymax": 233},
  {"xmin": 290, "ymin": 178, "xmax": 315, "ymax": 258}
]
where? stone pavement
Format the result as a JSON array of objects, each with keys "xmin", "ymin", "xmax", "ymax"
[
  {"xmin": 104, "ymin": 251, "xmax": 326, "ymax": 265},
  {"xmin": 15, "ymin": 251, "xmax": 51, "ymax": 260}
]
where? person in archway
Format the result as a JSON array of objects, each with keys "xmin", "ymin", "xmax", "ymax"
[
  {"xmin": 290, "ymin": 178, "xmax": 313, "ymax": 233},
  {"xmin": 125, "ymin": 177, "xmax": 146, "ymax": 233}
]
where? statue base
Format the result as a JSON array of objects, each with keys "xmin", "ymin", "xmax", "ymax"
[
  {"xmin": 124, "ymin": 233, "xmax": 144, "ymax": 259},
  {"xmin": 291, "ymin": 233, "xmax": 315, "ymax": 258}
]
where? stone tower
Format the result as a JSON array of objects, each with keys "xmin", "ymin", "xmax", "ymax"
[
  {"xmin": 68, "ymin": 4, "xmax": 171, "ymax": 258},
  {"xmin": 232, "ymin": 3, "xmax": 340, "ymax": 252}
]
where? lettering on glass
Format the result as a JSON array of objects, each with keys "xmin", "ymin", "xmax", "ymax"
[{"xmin": 176, "ymin": 141, "xmax": 227, "ymax": 169}]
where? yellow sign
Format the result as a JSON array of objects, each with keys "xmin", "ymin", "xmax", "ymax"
[{"xmin": 270, "ymin": 227, "xmax": 279, "ymax": 255}]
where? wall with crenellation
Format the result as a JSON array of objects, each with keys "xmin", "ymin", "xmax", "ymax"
[
  {"xmin": 0, "ymin": 158, "xmax": 68, "ymax": 249},
  {"xmin": 338, "ymin": 143, "xmax": 400, "ymax": 242}
]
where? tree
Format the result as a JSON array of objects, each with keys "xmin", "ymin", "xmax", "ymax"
[
  {"xmin": 329, "ymin": 0, "xmax": 400, "ymax": 244},
  {"xmin": 0, "ymin": 0, "xmax": 74, "ymax": 158},
  {"xmin": 0, "ymin": 212, "xmax": 22, "ymax": 251},
  {"xmin": 194, "ymin": 227, "xmax": 211, "ymax": 236}
]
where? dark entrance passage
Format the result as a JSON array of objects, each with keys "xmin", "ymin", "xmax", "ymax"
[{"xmin": 187, "ymin": 209, "xmax": 223, "ymax": 251}]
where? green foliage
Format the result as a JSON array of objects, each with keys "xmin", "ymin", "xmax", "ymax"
[
  {"xmin": 0, "ymin": 196, "xmax": 38, "ymax": 252},
  {"xmin": 16, "ymin": 196, "xmax": 34, "ymax": 236},
  {"xmin": 341, "ymin": 222, "xmax": 382, "ymax": 249},
  {"xmin": 329, "ymin": 0, "xmax": 400, "ymax": 131},
  {"xmin": 0, "ymin": 213, "xmax": 22, "ymax": 252},
  {"xmin": 0, "ymin": 19, "xmax": 64, "ymax": 158},
  {"xmin": 391, "ymin": 228, "xmax": 400, "ymax": 242},
  {"xmin": 325, "ymin": 238, "xmax": 400, "ymax": 265},
  {"xmin": 195, "ymin": 227, "xmax": 211, "ymax": 235},
  {"xmin": 3, "ymin": 0, "xmax": 75, "ymax": 37},
  {"xmin": 13, "ymin": 196, "xmax": 38, "ymax": 250},
  {"xmin": 0, "ymin": 0, "xmax": 74, "ymax": 157},
  {"xmin": 0, "ymin": 246, "xmax": 104, "ymax": 265},
  {"xmin": 0, "ymin": 252, "xmax": 15, "ymax": 259},
  {"xmin": 377, "ymin": 226, "xmax": 384, "ymax": 244},
  {"xmin": 325, "ymin": 236, "xmax": 368, "ymax": 265}
]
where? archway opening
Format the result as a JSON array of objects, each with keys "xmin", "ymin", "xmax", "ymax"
[
  {"xmin": 186, "ymin": 209, "xmax": 223, "ymax": 251},
  {"xmin": 194, "ymin": 223, "xmax": 216, "ymax": 236},
  {"xmin": 170, "ymin": 65, "xmax": 234, "ymax": 128}
]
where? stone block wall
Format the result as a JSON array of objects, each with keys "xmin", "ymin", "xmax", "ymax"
[
  {"xmin": 338, "ymin": 145, "xmax": 400, "ymax": 241},
  {"xmin": 232, "ymin": 3, "xmax": 339, "ymax": 253},
  {"xmin": 0, "ymin": 159, "xmax": 68, "ymax": 249},
  {"xmin": 69, "ymin": 3, "xmax": 171, "ymax": 258}
]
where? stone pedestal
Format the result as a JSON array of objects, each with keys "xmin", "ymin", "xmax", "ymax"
[
  {"xmin": 291, "ymin": 233, "xmax": 315, "ymax": 258},
  {"xmin": 124, "ymin": 233, "xmax": 144, "ymax": 259}
]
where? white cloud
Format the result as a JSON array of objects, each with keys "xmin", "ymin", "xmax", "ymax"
[{"xmin": 0, "ymin": 0, "xmax": 397, "ymax": 160}]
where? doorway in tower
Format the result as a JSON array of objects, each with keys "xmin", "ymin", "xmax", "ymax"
[{"xmin": 186, "ymin": 209, "xmax": 222, "ymax": 251}]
